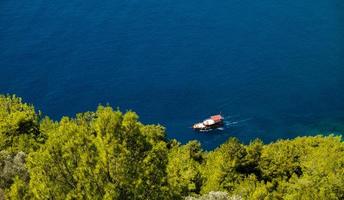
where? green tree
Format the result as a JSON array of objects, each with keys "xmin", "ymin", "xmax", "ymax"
[
  {"xmin": 274, "ymin": 136, "xmax": 344, "ymax": 200},
  {"xmin": 6, "ymin": 176, "xmax": 31, "ymax": 200},
  {"xmin": 259, "ymin": 139, "xmax": 303, "ymax": 181},
  {"xmin": 27, "ymin": 106, "xmax": 170, "ymax": 199},
  {"xmin": 167, "ymin": 140, "xmax": 204, "ymax": 199},
  {"xmin": 0, "ymin": 95, "xmax": 42, "ymax": 153},
  {"xmin": 201, "ymin": 138, "xmax": 247, "ymax": 194}
]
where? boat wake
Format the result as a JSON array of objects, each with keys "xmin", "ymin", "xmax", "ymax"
[{"xmin": 223, "ymin": 116, "xmax": 252, "ymax": 128}]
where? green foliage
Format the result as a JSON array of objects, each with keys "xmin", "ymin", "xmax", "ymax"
[
  {"xmin": 272, "ymin": 136, "xmax": 344, "ymax": 200},
  {"xmin": 0, "ymin": 95, "xmax": 42, "ymax": 153},
  {"xmin": 201, "ymin": 138, "xmax": 250, "ymax": 193},
  {"xmin": 0, "ymin": 95, "xmax": 343, "ymax": 200},
  {"xmin": 167, "ymin": 140, "xmax": 204, "ymax": 199},
  {"xmin": 200, "ymin": 136, "xmax": 344, "ymax": 199},
  {"xmin": 231, "ymin": 175, "xmax": 273, "ymax": 200},
  {"xmin": 27, "ymin": 106, "xmax": 170, "ymax": 200},
  {"xmin": 5, "ymin": 176, "xmax": 31, "ymax": 200},
  {"xmin": 259, "ymin": 139, "xmax": 304, "ymax": 181}
]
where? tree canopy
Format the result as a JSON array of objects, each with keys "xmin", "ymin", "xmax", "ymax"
[{"xmin": 0, "ymin": 95, "xmax": 343, "ymax": 199}]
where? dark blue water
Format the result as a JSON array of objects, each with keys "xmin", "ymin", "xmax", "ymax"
[{"xmin": 1, "ymin": 0, "xmax": 344, "ymax": 149}]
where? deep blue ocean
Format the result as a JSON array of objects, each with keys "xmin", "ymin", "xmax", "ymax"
[{"xmin": 1, "ymin": 0, "xmax": 344, "ymax": 149}]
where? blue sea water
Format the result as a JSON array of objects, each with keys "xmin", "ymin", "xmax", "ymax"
[{"xmin": 1, "ymin": 0, "xmax": 344, "ymax": 149}]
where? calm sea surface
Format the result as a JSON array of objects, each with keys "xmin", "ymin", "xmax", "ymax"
[{"xmin": 1, "ymin": 0, "xmax": 344, "ymax": 149}]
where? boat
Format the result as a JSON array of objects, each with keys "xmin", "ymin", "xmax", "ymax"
[{"xmin": 192, "ymin": 114, "xmax": 224, "ymax": 131}]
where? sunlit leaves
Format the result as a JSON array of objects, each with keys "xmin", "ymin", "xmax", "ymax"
[{"xmin": 0, "ymin": 95, "xmax": 343, "ymax": 199}]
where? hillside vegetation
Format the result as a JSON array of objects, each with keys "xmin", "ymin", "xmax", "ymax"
[{"xmin": 0, "ymin": 95, "xmax": 343, "ymax": 199}]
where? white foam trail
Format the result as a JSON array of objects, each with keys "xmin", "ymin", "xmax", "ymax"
[
  {"xmin": 224, "ymin": 118, "xmax": 252, "ymax": 127},
  {"xmin": 223, "ymin": 114, "xmax": 240, "ymax": 119},
  {"xmin": 236, "ymin": 118, "xmax": 252, "ymax": 123}
]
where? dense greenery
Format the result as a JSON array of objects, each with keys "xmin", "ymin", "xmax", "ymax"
[{"xmin": 0, "ymin": 95, "xmax": 343, "ymax": 199}]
